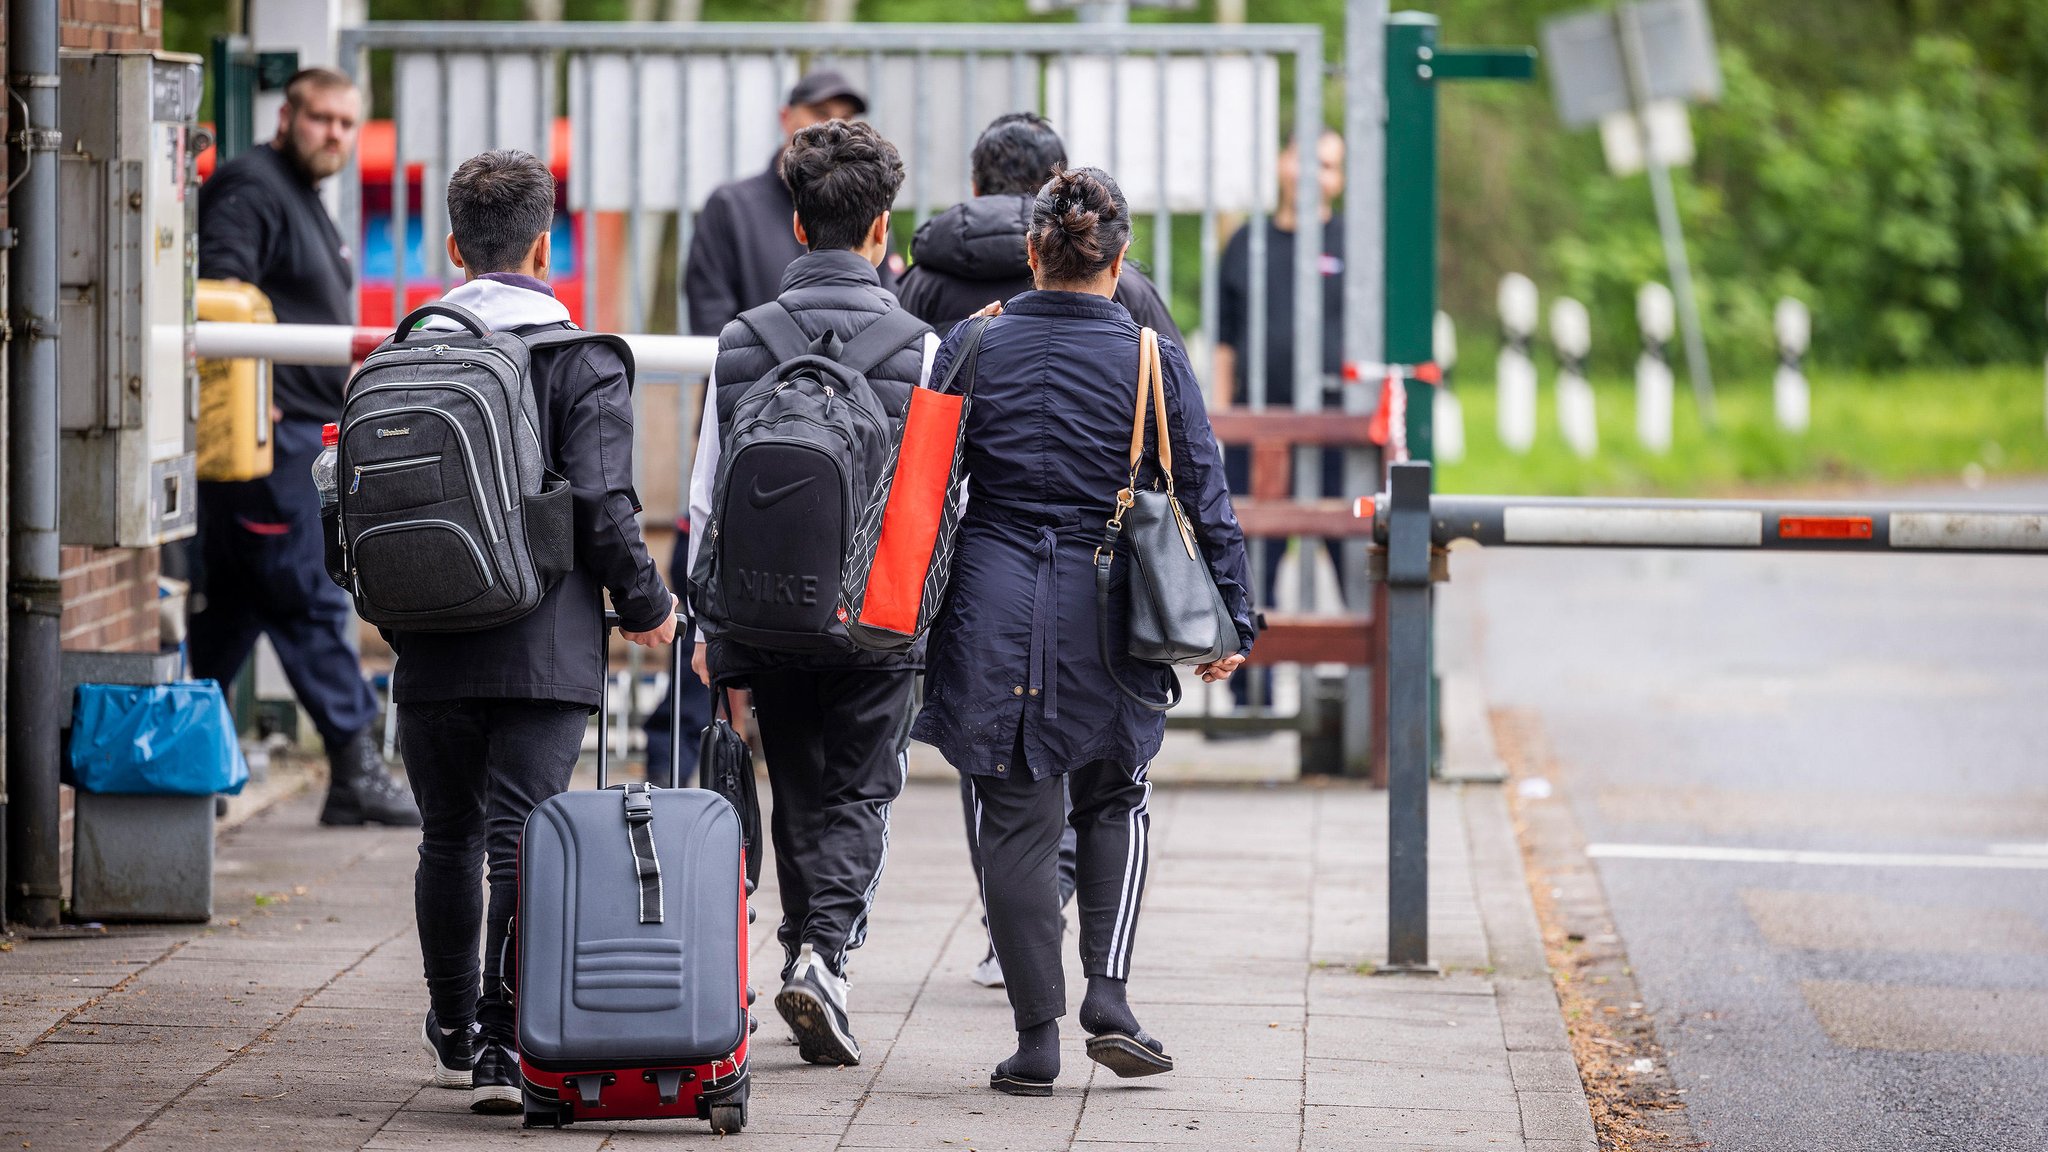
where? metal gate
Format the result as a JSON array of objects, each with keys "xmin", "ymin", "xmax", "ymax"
[{"xmin": 335, "ymin": 17, "xmax": 1348, "ymax": 741}]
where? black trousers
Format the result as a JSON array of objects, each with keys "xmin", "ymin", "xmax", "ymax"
[
  {"xmin": 960, "ymin": 774, "xmax": 1076, "ymax": 947},
  {"xmin": 397, "ymin": 698, "xmax": 589, "ymax": 1041},
  {"xmin": 966, "ymin": 758, "xmax": 1152, "ymax": 1031},
  {"xmin": 190, "ymin": 418, "xmax": 379, "ymax": 747},
  {"xmin": 749, "ymin": 668, "xmax": 915, "ymax": 978}
]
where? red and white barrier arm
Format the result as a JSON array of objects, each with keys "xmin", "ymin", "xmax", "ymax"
[
  {"xmin": 194, "ymin": 322, "xmax": 718, "ymax": 376},
  {"xmin": 1367, "ymin": 492, "xmax": 2048, "ymax": 555}
]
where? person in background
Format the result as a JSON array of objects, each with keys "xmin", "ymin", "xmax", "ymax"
[
  {"xmin": 193, "ymin": 68, "xmax": 419, "ymax": 828},
  {"xmin": 1213, "ymin": 129, "xmax": 1348, "ymax": 707},
  {"xmin": 398, "ymin": 149, "xmax": 676, "ymax": 1114},
  {"xmin": 912, "ymin": 167, "xmax": 1253, "ymax": 1095},
  {"xmin": 897, "ymin": 112, "xmax": 1182, "ymax": 342},
  {"xmin": 682, "ymin": 69, "xmax": 896, "ymax": 339}
]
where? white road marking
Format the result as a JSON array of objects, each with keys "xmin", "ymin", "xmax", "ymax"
[{"xmin": 1586, "ymin": 843, "xmax": 2048, "ymax": 871}]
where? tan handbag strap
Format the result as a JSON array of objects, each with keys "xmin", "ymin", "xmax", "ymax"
[
  {"xmin": 1127, "ymin": 327, "xmax": 1156, "ymax": 476},
  {"xmin": 1147, "ymin": 328, "xmax": 1173, "ymax": 479}
]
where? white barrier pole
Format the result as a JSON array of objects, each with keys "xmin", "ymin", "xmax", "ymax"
[
  {"xmin": 1774, "ymin": 297, "xmax": 1811, "ymax": 434},
  {"xmin": 195, "ymin": 322, "xmax": 720, "ymax": 376},
  {"xmin": 1635, "ymin": 283, "xmax": 1675, "ymax": 454},
  {"xmin": 1432, "ymin": 310, "xmax": 1464, "ymax": 464},
  {"xmin": 1496, "ymin": 273, "xmax": 1538, "ymax": 455},
  {"xmin": 1552, "ymin": 297, "xmax": 1597, "ymax": 459}
]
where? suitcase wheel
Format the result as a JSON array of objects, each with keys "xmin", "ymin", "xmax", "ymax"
[
  {"xmin": 709, "ymin": 1102, "xmax": 747, "ymax": 1134},
  {"xmin": 522, "ymin": 1087, "xmax": 567, "ymax": 1129}
]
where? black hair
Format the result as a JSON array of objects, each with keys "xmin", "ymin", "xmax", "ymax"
[
  {"xmin": 971, "ymin": 112, "xmax": 1066, "ymax": 197},
  {"xmin": 1029, "ymin": 166, "xmax": 1130, "ymax": 286},
  {"xmin": 283, "ymin": 67, "xmax": 355, "ymax": 109},
  {"xmin": 782, "ymin": 120, "xmax": 906, "ymax": 252},
  {"xmin": 446, "ymin": 150, "xmax": 556, "ymax": 274}
]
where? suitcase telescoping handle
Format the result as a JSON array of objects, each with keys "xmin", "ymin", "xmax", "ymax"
[{"xmin": 597, "ymin": 609, "xmax": 688, "ymax": 790}]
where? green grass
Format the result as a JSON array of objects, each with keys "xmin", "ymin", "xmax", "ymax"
[{"xmin": 1433, "ymin": 363, "xmax": 2048, "ymax": 497}]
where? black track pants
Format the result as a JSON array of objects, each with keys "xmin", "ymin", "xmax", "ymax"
[
  {"xmin": 749, "ymin": 668, "xmax": 915, "ymax": 978},
  {"xmin": 965, "ymin": 758, "xmax": 1152, "ymax": 1031}
]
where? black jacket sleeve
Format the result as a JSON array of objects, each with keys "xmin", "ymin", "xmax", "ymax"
[
  {"xmin": 1159, "ymin": 336, "xmax": 1255, "ymax": 656},
  {"xmin": 560, "ymin": 345, "xmax": 671, "ymax": 632},
  {"xmin": 1115, "ymin": 269, "xmax": 1187, "ymax": 348},
  {"xmin": 196, "ymin": 175, "xmax": 277, "ymax": 284},
  {"xmin": 684, "ymin": 191, "xmax": 742, "ymax": 338}
]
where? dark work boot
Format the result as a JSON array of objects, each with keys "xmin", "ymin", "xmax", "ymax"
[{"xmin": 320, "ymin": 729, "xmax": 422, "ymax": 827}]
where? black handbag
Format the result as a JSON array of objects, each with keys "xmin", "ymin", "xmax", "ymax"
[
  {"xmin": 1094, "ymin": 328, "xmax": 1238, "ymax": 712},
  {"xmin": 697, "ymin": 689, "xmax": 763, "ymax": 892}
]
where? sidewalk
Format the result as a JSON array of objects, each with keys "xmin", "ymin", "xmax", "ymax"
[{"xmin": 0, "ymin": 770, "xmax": 1592, "ymax": 1151}]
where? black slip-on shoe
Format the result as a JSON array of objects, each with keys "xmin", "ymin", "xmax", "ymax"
[
  {"xmin": 469, "ymin": 1040, "xmax": 524, "ymax": 1114},
  {"xmin": 1085, "ymin": 1031, "xmax": 1174, "ymax": 1078},
  {"xmin": 774, "ymin": 943, "xmax": 861, "ymax": 1066},
  {"xmin": 422, "ymin": 1011, "xmax": 477, "ymax": 1089},
  {"xmin": 989, "ymin": 1071, "xmax": 1056, "ymax": 1096}
]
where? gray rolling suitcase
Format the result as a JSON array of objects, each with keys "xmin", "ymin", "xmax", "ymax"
[{"xmin": 516, "ymin": 626, "xmax": 753, "ymax": 1132}]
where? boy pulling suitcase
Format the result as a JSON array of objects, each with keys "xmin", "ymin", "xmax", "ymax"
[{"xmin": 359, "ymin": 149, "xmax": 676, "ymax": 1113}]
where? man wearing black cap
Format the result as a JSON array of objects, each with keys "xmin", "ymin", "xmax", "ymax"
[{"xmin": 682, "ymin": 69, "xmax": 895, "ymax": 338}]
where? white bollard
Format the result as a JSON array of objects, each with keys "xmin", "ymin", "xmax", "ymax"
[
  {"xmin": 1635, "ymin": 283, "xmax": 1676, "ymax": 454},
  {"xmin": 1433, "ymin": 310, "xmax": 1465, "ymax": 464},
  {"xmin": 1497, "ymin": 274, "xmax": 1539, "ymax": 454},
  {"xmin": 1774, "ymin": 297, "xmax": 1811, "ymax": 433},
  {"xmin": 1552, "ymin": 297, "xmax": 1598, "ymax": 459}
]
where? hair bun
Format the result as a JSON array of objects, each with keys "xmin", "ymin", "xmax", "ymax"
[{"xmin": 1029, "ymin": 165, "xmax": 1130, "ymax": 286}]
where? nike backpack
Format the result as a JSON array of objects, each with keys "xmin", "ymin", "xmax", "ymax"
[
  {"xmin": 690, "ymin": 302, "xmax": 929, "ymax": 654},
  {"xmin": 329, "ymin": 301, "xmax": 631, "ymax": 633}
]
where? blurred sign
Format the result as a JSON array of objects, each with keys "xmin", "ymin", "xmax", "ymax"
[
  {"xmin": 1542, "ymin": 0, "xmax": 1721, "ymax": 129},
  {"xmin": 1599, "ymin": 98, "xmax": 1694, "ymax": 176}
]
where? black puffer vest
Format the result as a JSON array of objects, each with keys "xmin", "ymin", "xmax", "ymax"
[{"xmin": 708, "ymin": 248, "xmax": 932, "ymax": 680}]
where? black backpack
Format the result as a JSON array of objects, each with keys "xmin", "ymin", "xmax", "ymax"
[
  {"xmin": 327, "ymin": 302, "xmax": 631, "ymax": 633},
  {"xmin": 690, "ymin": 302, "xmax": 929, "ymax": 654}
]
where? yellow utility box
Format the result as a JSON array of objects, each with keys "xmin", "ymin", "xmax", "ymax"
[{"xmin": 195, "ymin": 279, "xmax": 275, "ymax": 482}]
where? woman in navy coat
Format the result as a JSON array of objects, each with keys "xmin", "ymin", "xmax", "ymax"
[{"xmin": 912, "ymin": 167, "xmax": 1255, "ymax": 1094}]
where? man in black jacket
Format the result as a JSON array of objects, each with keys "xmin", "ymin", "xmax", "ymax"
[
  {"xmin": 395, "ymin": 150, "xmax": 676, "ymax": 1114},
  {"xmin": 897, "ymin": 112, "xmax": 1183, "ymax": 343},
  {"xmin": 681, "ymin": 70, "xmax": 896, "ymax": 338},
  {"xmin": 688, "ymin": 121, "xmax": 935, "ymax": 1070},
  {"xmin": 193, "ymin": 68, "xmax": 418, "ymax": 827}
]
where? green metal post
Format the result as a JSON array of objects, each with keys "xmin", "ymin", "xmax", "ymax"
[{"xmin": 1383, "ymin": 13, "xmax": 1439, "ymax": 464}]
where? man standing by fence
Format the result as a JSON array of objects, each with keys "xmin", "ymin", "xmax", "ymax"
[
  {"xmin": 1214, "ymin": 129, "xmax": 1350, "ymax": 707},
  {"xmin": 193, "ymin": 68, "xmax": 419, "ymax": 827},
  {"xmin": 682, "ymin": 69, "xmax": 895, "ymax": 338}
]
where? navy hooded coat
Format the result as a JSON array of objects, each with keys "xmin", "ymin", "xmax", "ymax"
[{"xmin": 910, "ymin": 290, "xmax": 1255, "ymax": 781}]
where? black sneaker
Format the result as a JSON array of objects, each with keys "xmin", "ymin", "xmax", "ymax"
[
  {"xmin": 469, "ymin": 1038, "xmax": 524, "ymax": 1114},
  {"xmin": 422, "ymin": 1011, "xmax": 478, "ymax": 1089},
  {"xmin": 774, "ymin": 943, "xmax": 861, "ymax": 1066}
]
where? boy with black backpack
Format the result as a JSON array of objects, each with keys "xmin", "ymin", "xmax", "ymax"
[
  {"xmin": 687, "ymin": 119, "xmax": 935, "ymax": 1068},
  {"xmin": 342, "ymin": 150, "xmax": 676, "ymax": 1113}
]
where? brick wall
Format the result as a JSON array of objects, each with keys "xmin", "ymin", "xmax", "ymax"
[
  {"xmin": 58, "ymin": 0, "xmax": 163, "ymax": 51},
  {"xmin": 58, "ymin": 545, "xmax": 163, "ymax": 653}
]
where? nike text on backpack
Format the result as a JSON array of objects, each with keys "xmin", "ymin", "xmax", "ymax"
[
  {"xmin": 690, "ymin": 301, "xmax": 930, "ymax": 653},
  {"xmin": 327, "ymin": 302, "xmax": 632, "ymax": 632}
]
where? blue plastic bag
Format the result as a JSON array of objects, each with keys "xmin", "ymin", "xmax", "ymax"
[{"xmin": 67, "ymin": 681, "xmax": 248, "ymax": 796}]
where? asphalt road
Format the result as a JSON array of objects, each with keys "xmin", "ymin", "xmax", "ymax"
[{"xmin": 1443, "ymin": 479, "xmax": 2048, "ymax": 1152}]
